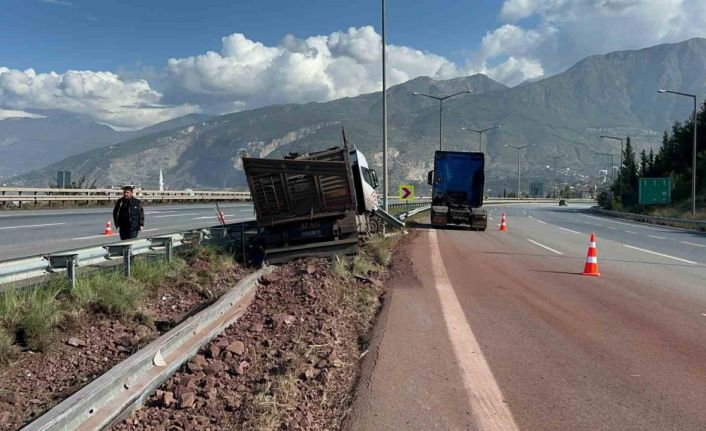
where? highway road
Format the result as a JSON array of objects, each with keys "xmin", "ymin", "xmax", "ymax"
[
  {"xmin": 348, "ymin": 203, "xmax": 706, "ymax": 431},
  {"xmin": 0, "ymin": 203, "xmax": 255, "ymax": 260}
]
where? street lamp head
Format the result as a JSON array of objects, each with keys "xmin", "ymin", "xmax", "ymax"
[
  {"xmin": 411, "ymin": 92, "xmax": 419, "ymax": 95},
  {"xmin": 657, "ymin": 89, "xmax": 667, "ymax": 93}
]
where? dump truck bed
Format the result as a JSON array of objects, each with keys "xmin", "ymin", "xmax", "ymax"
[{"xmin": 242, "ymin": 147, "xmax": 357, "ymax": 226}]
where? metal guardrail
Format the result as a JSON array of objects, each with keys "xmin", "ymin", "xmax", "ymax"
[
  {"xmin": 0, "ymin": 187, "xmax": 251, "ymax": 207},
  {"xmin": 23, "ymin": 268, "xmax": 271, "ymax": 431},
  {"xmin": 591, "ymin": 207, "xmax": 706, "ymax": 232},
  {"xmin": 0, "ymin": 230, "xmax": 195, "ymax": 287}
]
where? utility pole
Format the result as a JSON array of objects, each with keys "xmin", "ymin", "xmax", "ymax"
[
  {"xmin": 412, "ymin": 91, "xmax": 471, "ymax": 150},
  {"xmin": 382, "ymin": 0, "xmax": 388, "ymax": 212},
  {"xmin": 506, "ymin": 144, "xmax": 528, "ymax": 198},
  {"xmin": 551, "ymin": 155, "xmax": 563, "ymax": 199},
  {"xmin": 658, "ymin": 89, "xmax": 698, "ymax": 215},
  {"xmin": 461, "ymin": 125, "xmax": 501, "ymax": 152}
]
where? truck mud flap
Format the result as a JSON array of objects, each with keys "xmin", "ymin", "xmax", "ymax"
[
  {"xmin": 265, "ymin": 237, "xmax": 359, "ymax": 264},
  {"xmin": 372, "ymin": 208, "xmax": 405, "ymax": 228}
]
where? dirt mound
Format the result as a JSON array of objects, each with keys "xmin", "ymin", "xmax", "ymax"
[{"xmin": 115, "ymin": 257, "xmax": 388, "ymax": 431}]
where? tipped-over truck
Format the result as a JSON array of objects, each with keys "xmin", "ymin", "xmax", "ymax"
[
  {"xmin": 427, "ymin": 150, "xmax": 487, "ymax": 230},
  {"xmin": 241, "ymin": 135, "xmax": 386, "ymax": 263}
]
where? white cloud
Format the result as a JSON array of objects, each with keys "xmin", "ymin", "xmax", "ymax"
[
  {"xmin": 163, "ymin": 26, "xmax": 460, "ymax": 110},
  {"xmin": 0, "ymin": 109, "xmax": 45, "ymax": 121},
  {"xmin": 485, "ymin": 0, "xmax": 706, "ymax": 83},
  {"xmin": 500, "ymin": 0, "xmax": 543, "ymax": 22},
  {"xmin": 0, "ymin": 67, "xmax": 199, "ymax": 129}
]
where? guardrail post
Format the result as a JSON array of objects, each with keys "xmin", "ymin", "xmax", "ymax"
[
  {"xmin": 164, "ymin": 239, "xmax": 173, "ymax": 263},
  {"xmin": 66, "ymin": 257, "xmax": 77, "ymax": 289},
  {"xmin": 123, "ymin": 246, "xmax": 132, "ymax": 277}
]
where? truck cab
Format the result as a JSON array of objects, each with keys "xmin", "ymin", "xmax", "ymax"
[
  {"xmin": 427, "ymin": 151, "xmax": 487, "ymax": 230},
  {"xmin": 349, "ymin": 146, "xmax": 379, "ymax": 213}
]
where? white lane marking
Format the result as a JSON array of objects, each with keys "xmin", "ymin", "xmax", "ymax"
[
  {"xmin": 558, "ymin": 227, "xmax": 581, "ymax": 235},
  {"xmin": 153, "ymin": 213, "xmax": 199, "ymax": 218},
  {"xmin": 488, "ymin": 217, "xmax": 494, "ymax": 221},
  {"xmin": 626, "ymin": 231, "xmax": 638, "ymax": 234},
  {"xmin": 73, "ymin": 234, "xmax": 115, "ymax": 240},
  {"xmin": 648, "ymin": 235, "xmax": 666, "ymax": 240},
  {"xmin": 681, "ymin": 241, "xmax": 706, "ymax": 248},
  {"xmin": 527, "ymin": 238, "xmax": 564, "ymax": 255},
  {"xmin": 534, "ymin": 218, "xmax": 547, "ymax": 224},
  {"xmin": 239, "ymin": 209, "xmax": 254, "ymax": 212},
  {"xmin": 623, "ymin": 244, "xmax": 698, "ymax": 265},
  {"xmin": 0, "ymin": 222, "xmax": 65, "ymax": 230},
  {"xmin": 606, "ymin": 226, "xmax": 617, "ymax": 230},
  {"xmin": 192, "ymin": 216, "xmax": 218, "ymax": 220},
  {"xmin": 429, "ymin": 230, "xmax": 519, "ymax": 430}
]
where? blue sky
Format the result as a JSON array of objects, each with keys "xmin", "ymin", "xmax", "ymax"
[
  {"xmin": 1, "ymin": 0, "xmax": 508, "ymax": 72},
  {"xmin": 2, "ymin": 0, "xmax": 706, "ymax": 129}
]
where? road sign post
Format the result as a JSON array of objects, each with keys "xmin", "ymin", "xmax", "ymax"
[
  {"xmin": 639, "ymin": 178, "xmax": 671, "ymax": 204},
  {"xmin": 398, "ymin": 185, "xmax": 415, "ymax": 201}
]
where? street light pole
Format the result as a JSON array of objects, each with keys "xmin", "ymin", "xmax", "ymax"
[
  {"xmin": 461, "ymin": 125, "xmax": 501, "ymax": 152},
  {"xmin": 412, "ymin": 91, "xmax": 471, "ymax": 150},
  {"xmin": 551, "ymin": 155, "xmax": 563, "ymax": 199},
  {"xmin": 381, "ymin": 0, "xmax": 388, "ymax": 212},
  {"xmin": 600, "ymin": 135, "xmax": 624, "ymax": 198},
  {"xmin": 506, "ymin": 145, "xmax": 529, "ymax": 198},
  {"xmin": 658, "ymin": 89, "xmax": 698, "ymax": 215}
]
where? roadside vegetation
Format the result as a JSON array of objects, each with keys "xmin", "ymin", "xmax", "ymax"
[
  {"xmin": 0, "ymin": 246, "xmax": 237, "ymax": 366},
  {"xmin": 598, "ymin": 102, "xmax": 706, "ymax": 217}
]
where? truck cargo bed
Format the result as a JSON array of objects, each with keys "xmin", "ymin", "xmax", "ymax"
[{"xmin": 243, "ymin": 148, "xmax": 357, "ymax": 226}]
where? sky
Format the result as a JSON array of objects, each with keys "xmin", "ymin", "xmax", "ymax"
[{"xmin": 2, "ymin": 0, "xmax": 706, "ymax": 129}]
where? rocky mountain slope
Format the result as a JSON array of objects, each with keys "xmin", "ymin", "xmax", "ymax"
[
  {"xmin": 13, "ymin": 38, "xmax": 706, "ymax": 193},
  {"xmin": 0, "ymin": 112, "xmax": 210, "ymax": 181}
]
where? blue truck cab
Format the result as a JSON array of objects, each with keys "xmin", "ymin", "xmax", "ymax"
[{"xmin": 427, "ymin": 151, "xmax": 487, "ymax": 230}]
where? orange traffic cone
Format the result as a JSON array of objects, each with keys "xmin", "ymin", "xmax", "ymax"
[
  {"xmin": 582, "ymin": 232, "xmax": 600, "ymax": 276},
  {"xmin": 104, "ymin": 220, "xmax": 113, "ymax": 236},
  {"xmin": 499, "ymin": 212, "xmax": 508, "ymax": 232}
]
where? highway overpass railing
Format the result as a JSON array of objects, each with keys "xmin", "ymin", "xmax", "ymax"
[{"xmin": 0, "ymin": 187, "xmax": 251, "ymax": 207}]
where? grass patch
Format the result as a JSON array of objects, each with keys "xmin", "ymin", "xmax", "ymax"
[
  {"xmin": 332, "ymin": 255, "xmax": 351, "ymax": 279},
  {"xmin": 72, "ymin": 270, "xmax": 144, "ymax": 318},
  {"xmin": 0, "ymin": 287, "xmax": 25, "ymax": 330},
  {"xmin": 20, "ymin": 285, "xmax": 63, "ymax": 351},
  {"xmin": 0, "ymin": 245, "xmax": 240, "ymax": 362},
  {"xmin": 366, "ymin": 235, "xmax": 399, "ymax": 267},
  {"xmin": 0, "ymin": 327, "xmax": 17, "ymax": 365}
]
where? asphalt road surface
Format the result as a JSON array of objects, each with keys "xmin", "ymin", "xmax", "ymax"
[
  {"xmin": 348, "ymin": 203, "xmax": 706, "ymax": 431},
  {"xmin": 0, "ymin": 203, "xmax": 254, "ymax": 260}
]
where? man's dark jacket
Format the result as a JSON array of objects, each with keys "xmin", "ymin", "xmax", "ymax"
[{"xmin": 112, "ymin": 197, "xmax": 145, "ymax": 232}]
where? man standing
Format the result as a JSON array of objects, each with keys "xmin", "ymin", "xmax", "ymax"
[{"xmin": 113, "ymin": 186, "xmax": 145, "ymax": 240}]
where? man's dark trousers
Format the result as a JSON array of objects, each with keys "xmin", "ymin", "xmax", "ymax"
[{"xmin": 119, "ymin": 229, "xmax": 139, "ymax": 240}]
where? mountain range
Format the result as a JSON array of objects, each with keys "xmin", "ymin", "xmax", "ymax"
[
  {"xmin": 9, "ymin": 38, "xmax": 706, "ymax": 194},
  {"xmin": 0, "ymin": 112, "xmax": 211, "ymax": 180}
]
